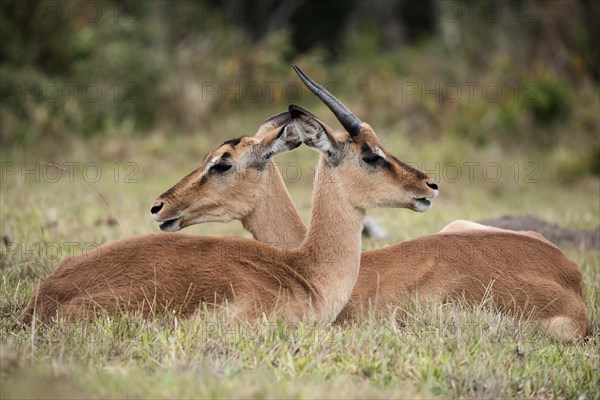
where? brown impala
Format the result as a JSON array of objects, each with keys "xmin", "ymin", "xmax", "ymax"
[
  {"xmin": 149, "ymin": 65, "xmax": 589, "ymax": 341},
  {"xmin": 19, "ymin": 86, "xmax": 438, "ymax": 323}
]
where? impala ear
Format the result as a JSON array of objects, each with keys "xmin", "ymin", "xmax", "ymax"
[
  {"xmin": 257, "ymin": 119, "xmax": 301, "ymax": 160},
  {"xmin": 254, "ymin": 111, "xmax": 292, "ymax": 140},
  {"xmin": 289, "ymin": 104, "xmax": 341, "ymax": 163}
]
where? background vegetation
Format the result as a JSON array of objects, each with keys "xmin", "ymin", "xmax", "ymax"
[{"xmin": 1, "ymin": 0, "xmax": 598, "ymax": 398}]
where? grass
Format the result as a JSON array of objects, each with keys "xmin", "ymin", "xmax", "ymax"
[{"xmin": 0, "ymin": 122, "xmax": 599, "ymax": 399}]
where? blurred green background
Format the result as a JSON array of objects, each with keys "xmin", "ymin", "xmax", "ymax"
[
  {"xmin": 1, "ymin": 0, "xmax": 598, "ymax": 184},
  {"xmin": 1, "ymin": 4, "xmax": 599, "ymax": 398}
]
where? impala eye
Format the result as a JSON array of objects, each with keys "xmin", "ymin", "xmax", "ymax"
[
  {"xmin": 210, "ymin": 163, "xmax": 232, "ymax": 173},
  {"xmin": 362, "ymin": 154, "xmax": 382, "ymax": 164}
]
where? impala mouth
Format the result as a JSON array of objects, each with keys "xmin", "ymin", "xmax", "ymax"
[
  {"xmin": 158, "ymin": 217, "xmax": 182, "ymax": 232},
  {"xmin": 412, "ymin": 197, "xmax": 432, "ymax": 212}
]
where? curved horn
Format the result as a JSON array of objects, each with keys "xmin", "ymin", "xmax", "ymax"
[{"xmin": 292, "ymin": 65, "xmax": 362, "ymax": 137}]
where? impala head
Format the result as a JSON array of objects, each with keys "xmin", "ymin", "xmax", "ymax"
[
  {"xmin": 151, "ymin": 112, "xmax": 301, "ymax": 231},
  {"xmin": 291, "ymin": 65, "xmax": 438, "ymax": 211}
]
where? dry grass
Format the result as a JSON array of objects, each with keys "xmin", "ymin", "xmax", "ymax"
[{"xmin": 1, "ymin": 128, "xmax": 599, "ymax": 399}]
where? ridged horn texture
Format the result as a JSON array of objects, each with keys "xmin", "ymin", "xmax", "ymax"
[{"xmin": 292, "ymin": 65, "xmax": 362, "ymax": 136}]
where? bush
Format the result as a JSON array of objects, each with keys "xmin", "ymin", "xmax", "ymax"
[{"xmin": 522, "ymin": 79, "xmax": 571, "ymax": 125}]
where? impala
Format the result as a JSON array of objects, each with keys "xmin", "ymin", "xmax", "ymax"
[
  {"xmin": 439, "ymin": 219, "xmax": 555, "ymax": 245},
  {"xmin": 151, "ymin": 65, "xmax": 589, "ymax": 341},
  {"xmin": 18, "ymin": 97, "xmax": 438, "ymax": 324}
]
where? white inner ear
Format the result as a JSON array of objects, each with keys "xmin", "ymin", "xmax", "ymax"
[
  {"xmin": 262, "ymin": 125, "xmax": 299, "ymax": 159},
  {"xmin": 200, "ymin": 156, "xmax": 220, "ymax": 178},
  {"xmin": 312, "ymin": 131, "xmax": 333, "ymax": 153},
  {"xmin": 295, "ymin": 120, "xmax": 333, "ymax": 154},
  {"xmin": 268, "ymin": 133, "xmax": 292, "ymax": 156}
]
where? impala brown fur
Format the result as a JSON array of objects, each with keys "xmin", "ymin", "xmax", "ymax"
[
  {"xmin": 19, "ymin": 114, "xmax": 311, "ymax": 324},
  {"xmin": 439, "ymin": 219, "xmax": 556, "ymax": 245},
  {"xmin": 203, "ymin": 162, "xmax": 589, "ymax": 341},
  {"xmin": 161, "ymin": 66, "xmax": 589, "ymax": 342},
  {"xmin": 19, "ymin": 102, "xmax": 438, "ymax": 324},
  {"xmin": 150, "ymin": 111, "xmax": 304, "ymax": 243},
  {"xmin": 20, "ymin": 234, "xmax": 322, "ymax": 322},
  {"xmin": 337, "ymin": 232, "xmax": 588, "ymax": 342}
]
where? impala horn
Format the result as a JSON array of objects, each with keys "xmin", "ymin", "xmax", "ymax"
[{"xmin": 292, "ymin": 65, "xmax": 362, "ymax": 137}]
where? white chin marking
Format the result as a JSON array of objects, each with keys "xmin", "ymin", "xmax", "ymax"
[
  {"xmin": 159, "ymin": 219, "xmax": 182, "ymax": 232},
  {"xmin": 414, "ymin": 200, "xmax": 431, "ymax": 212}
]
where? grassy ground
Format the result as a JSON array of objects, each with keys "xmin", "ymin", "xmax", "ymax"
[{"xmin": 1, "ymin": 116, "xmax": 599, "ymax": 398}]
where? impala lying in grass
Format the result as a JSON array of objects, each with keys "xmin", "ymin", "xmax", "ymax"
[
  {"xmin": 18, "ymin": 96, "xmax": 438, "ymax": 324},
  {"xmin": 151, "ymin": 65, "xmax": 589, "ymax": 342}
]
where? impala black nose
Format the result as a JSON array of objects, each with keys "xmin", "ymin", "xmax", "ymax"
[
  {"xmin": 151, "ymin": 202, "xmax": 164, "ymax": 214},
  {"xmin": 427, "ymin": 182, "xmax": 438, "ymax": 190}
]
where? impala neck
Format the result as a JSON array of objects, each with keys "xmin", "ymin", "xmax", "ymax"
[
  {"xmin": 241, "ymin": 160, "xmax": 307, "ymax": 247},
  {"xmin": 302, "ymin": 156, "xmax": 365, "ymax": 319}
]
